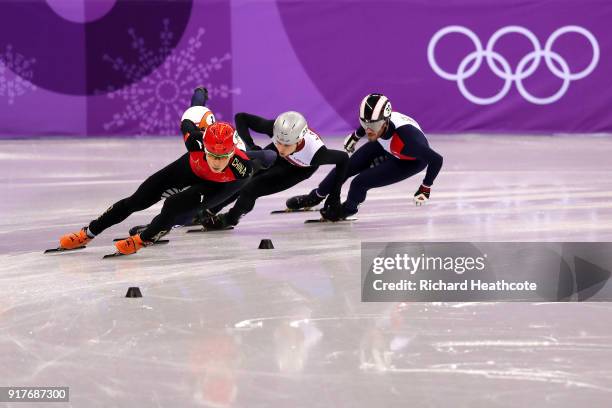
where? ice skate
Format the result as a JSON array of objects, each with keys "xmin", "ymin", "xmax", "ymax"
[
  {"xmin": 55, "ymin": 227, "xmax": 93, "ymax": 251},
  {"xmin": 286, "ymin": 189, "xmax": 325, "ymax": 210},
  {"xmin": 106, "ymin": 234, "xmax": 152, "ymax": 257}
]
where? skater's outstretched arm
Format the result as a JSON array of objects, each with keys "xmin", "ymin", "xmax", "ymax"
[
  {"xmin": 396, "ymin": 125, "xmax": 443, "ymax": 187},
  {"xmin": 246, "ymin": 149, "xmax": 277, "ymax": 172},
  {"xmin": 141, "ymin": 178, "xmax": 250, "ymax": 243},
  {"xmin": 234, "ymin": 112, "xmax": 275, "ymax": 149},
  {"xmin": 311, "ymin": 147, "xmax": 349, "ymax": 201}
]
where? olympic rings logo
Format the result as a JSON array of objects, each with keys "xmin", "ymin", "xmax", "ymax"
[{"xmin": 427, "ymin": 25, "xmax": 600, "ymax": 105}]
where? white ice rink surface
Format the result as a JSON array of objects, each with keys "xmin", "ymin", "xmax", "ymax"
[{"xmin": 1, "ymin": 135, "xmax": 612, "ymax": 407}]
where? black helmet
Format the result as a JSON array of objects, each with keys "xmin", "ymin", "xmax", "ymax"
[{"xmin": 359, "ymin": 93, "xmax": 392, "ymax": 131}]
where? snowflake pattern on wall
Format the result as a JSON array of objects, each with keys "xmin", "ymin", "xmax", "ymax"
[
  {"xmin": 102, "ymin": 19, "xmax": 240, "ymax": 135},
  {"xmin": 0, "ymin": 45, "xmax": 37, "ymax": 105}
]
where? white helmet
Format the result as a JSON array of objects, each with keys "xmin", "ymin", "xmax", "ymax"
[
  {"xmin": 181, "ymin": 106, "xmax": 216, "ymax": 129},
  {"xmin": 273, "ymin": 111, "xmax": 308, "ymax": 145}
]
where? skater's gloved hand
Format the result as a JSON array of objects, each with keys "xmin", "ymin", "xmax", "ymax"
[
  {"xmin": 343, "ymin": 132, "xmax": 360, "ymax": 154},
  {"xmin": 247, "ymin": 144, "xmax": 262, "ymax": 151},
  {"xmin": 321, "ymin": 195, "xmax": 342, "ymax": 221},
  {"xmin": 414, "ymin": 184, "xmax": 431, "ymax": 206}
]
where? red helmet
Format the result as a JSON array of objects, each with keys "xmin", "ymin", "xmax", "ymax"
[{"xmin": 204, "ymin": 122, "xmax": 236, "ymax": 158}]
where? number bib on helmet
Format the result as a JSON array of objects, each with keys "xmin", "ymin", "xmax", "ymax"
[
  {"xmin": 182, "ymin": 106, "xmax": 215, "ymax": 129},
  {"xmin": 377, "ymin": 112, "xmax": 421, "ymax": 160},
  {"xmin": 284, "ymin": 129, "xmax": 324, "ymax": 167}
]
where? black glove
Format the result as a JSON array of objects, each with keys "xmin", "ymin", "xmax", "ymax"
[
  {"xmin": 343, "ymin": 132, "xmax": 361, "ymax": 154},
  {"xmin": 191, "ymin": 86, "xmax": 209, "ymax": 107},
  {"xmin": 414, "ymin": 184, "xmax": 431, "ymax": 206}
]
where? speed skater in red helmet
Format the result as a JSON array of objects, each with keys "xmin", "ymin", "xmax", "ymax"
[{"xmin": 57, "ymin": 105, "xmax": 275, "ymax": 256}]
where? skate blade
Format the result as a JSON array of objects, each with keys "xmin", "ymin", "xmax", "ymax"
[
  {"xmin": 44, "ymin": 246, "xmax": 86, "ymax": 254},
  {"xmin": 113, "ymin": 238, "xmax": 169, "ymax": 244},
  {"xmin": 103, "ymin": 252, "xmax": 129, "ymax": 259},
  {"xmin": 270, "ymin": 208, "xmax": 318, "ymax": 214},
  {"xmin": 304, "ymin": 218, "xmax": 357, "ymax": 224},
  {"xmin": 186, "ymin": 226, "xmax": 234, "ymax": 233}
]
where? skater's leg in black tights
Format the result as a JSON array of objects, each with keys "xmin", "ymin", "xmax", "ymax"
[
  {"xmin": 344, "ymin": 158, "xmax": 427, "ymax": 211},
  {"xmin": 141, "ymin": 179, "xmax": 249, "ymax": 241},
  {"xmin": 88, "ymin": 154, "xmax": 198, "ymax": 235},
  {"xmin": 316, "ymin": 141, "xmax": 386, "ymax": 197},
  {"xmin": 226, "ymin": 161, "xmax": 317, "ymax": 222}
]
